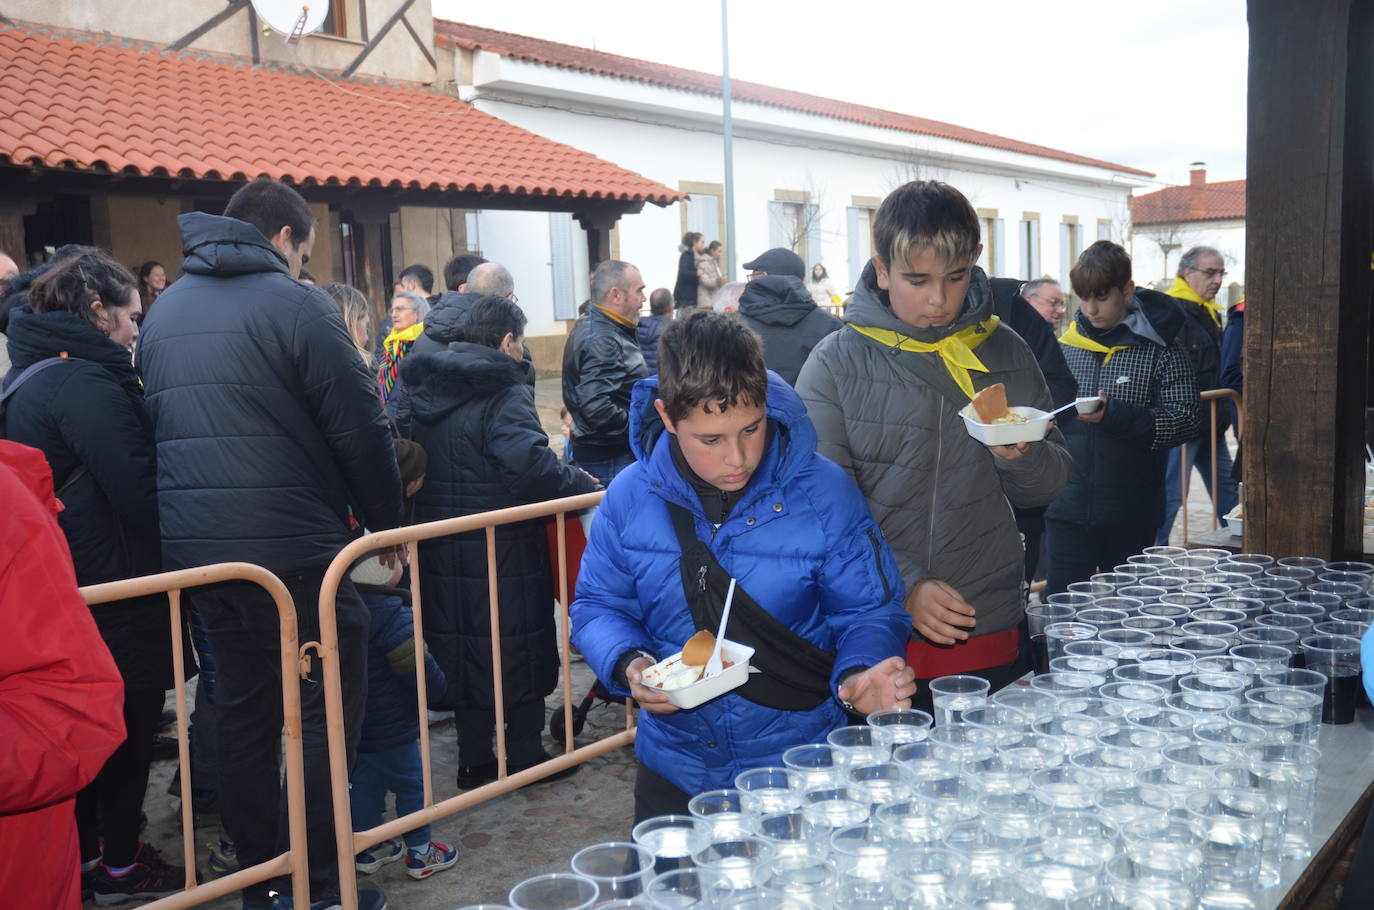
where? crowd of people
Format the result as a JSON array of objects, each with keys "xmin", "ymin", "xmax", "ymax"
[{"xmin": 0, "ymin": 174, "xmax": 1249, "ymax": 909}]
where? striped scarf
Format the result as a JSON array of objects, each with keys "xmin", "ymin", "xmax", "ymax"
[{"xmin": 377, "ymin": 322, "xmax": 424, "ymax": 402}]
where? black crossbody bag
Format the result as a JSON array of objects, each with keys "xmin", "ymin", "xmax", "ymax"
[{"xmin": 668, "ymin": 502, "xmax": 836, "ymax": 711}]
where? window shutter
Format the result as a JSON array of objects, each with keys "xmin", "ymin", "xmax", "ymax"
[{"xmin": 549, "ymin": 213, "xmax": 576, "ymax": 321}]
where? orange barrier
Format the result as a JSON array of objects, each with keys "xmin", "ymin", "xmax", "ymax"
[
  {"xmin": 1179, "ymin": 388, "xmax": 1243, "ymax": 546},
  {"xmin": 78, "ymin": 563, "xmax": 311, "ymax": 909},
  {"xmin": 315, "ymin": 491, "xmax": 641, "ymax": 910}
]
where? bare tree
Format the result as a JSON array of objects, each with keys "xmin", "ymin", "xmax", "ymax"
[
  {"xmin": 1136, "ymin": 219, "xmax": 1198, "ymax": 282},
  {"xmin": 774, "ymin": 171, "xmax": 831, "ymax": 265},
  {"xmin": 886, "ymin": 141, "xmax": 953, "ymax": 190}
]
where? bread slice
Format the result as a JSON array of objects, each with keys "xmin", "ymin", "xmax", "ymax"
[{"xmin": 971, "ymin": 383, "xmax": 1009, "ymax": 423}]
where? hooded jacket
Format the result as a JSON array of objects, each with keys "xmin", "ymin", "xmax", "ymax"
[
  {"xmin": 637, "ymin": 314, "xmax": 669, "ymax": 375},
  {"xmin": 570, "ymin": 372, "xmax": 910, "ymax": 796},
  {"xmin": 561, "ymin": 304, "xmax": 649, "ymax": 462},
  {"xmin": 737, "ymin": 276, "xmax": 843, "ymax": 387},
  {"xmin": 358, "ymin": 588, "xmax": 448, "ymax": 753},
  {"xmin": 137, "ymin": 212, "xmax": 403, "ymax": 573},
  {"xmin": 1048, "ymin": 289, "xmax": 1200, "ymax": 528},
  {"xmin": 4, "ymin": 307, "xmax": 180, "ymax": 690},
  {"xmin": 673, "ymin": 247, "xmax": 698, "ymax": 310},
  {"xmin": 402, "ymin": 342, "xmax": 599, "ymax": 710},
  {"xmin": 795, "ymin": 264, "xmax": 1072, "ymax": 644},
  {"xmin": 0, "ymin": 440, "xmax": 125, "ymax": 910},
  {"xmin": 1168, "ymin": 288, "xmax": 1227, "ymax": 434}
]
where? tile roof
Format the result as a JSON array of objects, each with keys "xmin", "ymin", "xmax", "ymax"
[
  {"xmin": 1134, "ymin": 179, "xmax": 1246, "ymax": 224},
  {"xmin": 434, "ymin": 19, "xmax": 1154, "ymax": 179},
  {"xmin": 0, "ymin": 25, "xmax": 683, "ymax": 205}
]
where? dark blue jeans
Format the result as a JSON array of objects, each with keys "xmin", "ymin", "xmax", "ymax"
[
  {"xmin": 573, "ymin": 452, "xmax": 635, "ymax": 487},
  {"xmin": 350, "ymin": 741, "xmax": 429, "ymax": 850},
  {"xmin": 1157, "ymin": 433, "xmax": 1239, "ymax": 545}
]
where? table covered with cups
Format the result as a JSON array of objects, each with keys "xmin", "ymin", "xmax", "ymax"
[{"xmin": 476, "ymin": 549, "xmax": 1374, "ymax": 910}]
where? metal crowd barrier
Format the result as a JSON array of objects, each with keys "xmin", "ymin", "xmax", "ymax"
[
  {"xmin": 1180, "ymin": 388, "xmax": 1243, "ymax": 546},
  {"xmin": 78, "ymin": 563, "xmax": 311, "ymax": 910},
  {"xmin": 316, "ymin": 491, "xmax": 641, "ymax": 910}
]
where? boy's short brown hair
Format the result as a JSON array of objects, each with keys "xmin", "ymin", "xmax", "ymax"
[
  {"xmin": 872, "ymin": 181, "xmax": 981, "ymax": 271},
  {"xmin": 658, "ymin": 310, "xmax": 768, "ymax": 423},
  {"xmin": 1070, "ymin": 241, "xmax": 1133, "ymax": 299}
]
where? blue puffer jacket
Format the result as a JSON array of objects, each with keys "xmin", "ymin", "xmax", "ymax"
[
  {"xmin": 570, "ymin": 371, "xmax": 910, "ymax": 796},
  {"xmin": 359, "ymin": 589, "xmax": 448, "ymax": 753}
]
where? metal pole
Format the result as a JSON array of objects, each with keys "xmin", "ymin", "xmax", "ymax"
[{"xmin": 721, "ymin": 0, "xmax": 737, "ymax": 278}]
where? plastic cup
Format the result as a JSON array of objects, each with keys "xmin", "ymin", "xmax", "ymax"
[
  {"xmin": 844, "ymin": 761, "xmax": 914, "ymax": 806},
  {"xmin": 1249, "ymin": 684, "xmax": 1324, "ymax": 747},
  {"xmin": 1312, "ymin": 580, "xmax": 1366, "ymax": 604},
  {"xmin": 874, "ymin": 799, "xmax": 959, "ymax": 847},
  {"xmin": 800, "ymin": 785, "xmax": 871, "ymax": 829},
  {"xmin": 1099, "ymin": 680, "xmax": 1169, "ymax": 707},
  {"xmin": 1299, "ymin": 633, "xmax": 1363, "ymax": 724},
  {"xmin": 975, "ymin": 791, "xmax": 1049, "ymax": 842},
  {"xmin": 1130, "ymin": 553, "xmax": 1177, "ymax": 570},
  {"xmin": 782, "ymin": 744, "xmax": 849, "ymax": 791},
  {"xmin": 1266, "ymin": 565, "xmax": 1317, "ymax": 588},
  {"xmin": 1192, "ymin": 606, "xmax": 1248, "ymax": 625},
  {"xmin": 959, "ymin": 704, "xmax": 1031, "ymax": 746},
  {"xmin": 1028, "ymin": 671, "xmax": 1096, "ymax": 700},
  {"xmin": 1279, "ymin": 556, "xmax": 1326, "ymax": 571},
  {"xmin": 887, "ymin": 845, "xmax": 968, "ymax": 907},
  {"xmin": 828, "ymin": 823, "xmax": 909, "ymax": 884},
  {"xmin": 1180, "ymin": 621, "xmax": 1240, "ymax": 644},
  {"xmin": 1279, "ymin": 595, "xmax": 1338, "ymax": 620},
  {"xmin": 926, "ymin": 722, "xmax": 998, "ymax": 763},
  {"xmin": 1166, "ymin": 634, "xmax": 1231, "ymax": 659},
  {"xmin": 914, "ymin": 772, "xmax": 985, "ymax": 821},
  {"xmin": 1030, "ymin": 766, "xmax": 1100, "ymax": 811},
  {"xmin": 1238, "ymin": 625, "xmax": 1300, "ymax": 654},
  {"xmin": 754, "ymin": 810, "xmax": 829, "ymax": 860},
  {"xmin": 645, "ymin": 867, "xmax": 727, "ymax": 909},
  {"xmin": 1227, "ymin": 553, "xmax": 1275, "ymax": 569},
  {"xmin": 1248, "ymin": 743, "xmax": 1321, "ymax": 862},
  {"xmin": 826, "ymin": 725, "xmax": 893, "ymax": 765},
  {"xmin": 1119, "ymin": 616, "xmax": 1176, "ymax": 646},
  {"xmin": 1316, "ymin": 620, "xmax": 1369, "ymax": 638},
  {"xmin": 1229, "ymin": 643, "xmax": 1293, "ymax": 676},
  {"xmin": 1095, "ymin": 628, "xmax": 1156, "ymax": 662},
  {"xmin": 941, "ymin": 819, "xmax": 1029, "ymax": 877},
  {"xmin": 1045, "ymin": 592, "xmax": 1097, "ymax": 611},
  {"xmin": 865, "ymin": 707, "xmax": 934, "ymax": 745},
  {"xmin": 633, "ymin": 815, "xmax": 707, "ymax": 873},
  {"xmin": 1027, "ymin": 604, "xmax": 1077, "ymax": 674},
  {"xmin": 1122, "ymin": 704, "xmax": 1195, "ymax": 745},
  {"xmin": 1094, "ymin": 783, "xmax": 1172, "ymax": 827},
  {"xmin": 687, "ymin": 789, "xmax": 755, "ymax": 840},
  {"xmin": 1331, "ymin": 607, "xmax": 1374, "ymax": 628},
  {"xmin": 927, "ymin": 675, "xmax": 990, "ymax": 725},
  {"xmin": 509, "ymin": 873, "xmax": 600, "ymax": 910},
  {"xmin": 1050, "ymin": 655, "xmax": 1114, "ymax": 678},
  {"xmin": 691, "ymin": 836, "xmax": 775, "ymax": 890},
  {"xmin": 570, "ymin": 842, "xmax": 656, "ymax": 901},
  {"xmin": 1116, "ymin": 585, "xmax": 1167, "ymax": 605},
  {"xmin": 1234, "ymin": 585, "xmax": 1289, "ymax": 608},
  {"xmin": 1090, "ymin": 572, "xmax": 1135, "ymax": 591},
  {"xmin": 1184, "ymin": 787, "xmax": 1271, "ymax": 892},
  {"xmin": 1075, "ymin": 607, "xmax": 1130, "ymax": 631},
  {"xmin": 1114, "ymin": 564, "xmax": 1160, "ymax": 582},
  {"xmin": 735, "ymin": 767, "xmax": 803, "ymax": 814},
  {"xmin": 1067, "ymin": 581, "xmax": 1115, "ymax": 598},
  {"xmin": 1227, "ymin": 701, "xmax": 1306, "ymax": 746},
  {"xmin": 990, "ymin": 684, "xmax": 1060, "ymax": 720},
  {"xmin": 1144, "ymin": 546, "xmax": 1187, "ymax": 559},
  {"xmin": 754, "ymin": 853, "xmax": 837, "ymax": 903},
  {"xmin": 1040, "ymin": 809, "xmax": 1119, "ymax": 866}
]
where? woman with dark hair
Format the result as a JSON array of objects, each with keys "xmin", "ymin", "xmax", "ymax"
[
  {"xmin": 137, "ymin": 261, "xmax": 167, "ymax": 314},
  {"xmin": 673, "ymin": 232, "xmax": 704, "ymax": 310},
  {"xmin": 2, "ymin": 247, "xmax": 186, "ymax": 903},
  {"xmin": 695, "ymin": 240, "xmax": 725, "ymax": 311},
  {"xmin": 808, "ymin": 263, "xmax": 840, "ymax": 312}
]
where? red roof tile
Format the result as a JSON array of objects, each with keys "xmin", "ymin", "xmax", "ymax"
[
  {"xmin": 434, "ymin": 20, "xmax": 1154, "ymax": 179},
  {"xmin": 1134, "ymin": 179, "xmax": 1246, "ymax": 225},
  {"xmin": 0, "ymin": 26, "xmax": 683, "ymax": 205}
]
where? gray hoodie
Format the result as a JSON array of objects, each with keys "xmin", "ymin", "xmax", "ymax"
[{"xmin": 795, "ymin": 265, "xmax": 1071, "ymax": 642}]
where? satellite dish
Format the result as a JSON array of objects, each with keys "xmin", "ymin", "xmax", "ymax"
[{"xmin": 251, "ymin": 0, "xmax": 328, "ymax": 41}]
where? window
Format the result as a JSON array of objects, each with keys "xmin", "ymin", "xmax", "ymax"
[
  {"xmin": 976, "ymin": 210, "xmax": 1005, "ymax": 276},
  {"xmin": 687, "ymin": 194, "xmax": 721, "ymax": 243},
  {"xmin": 549, "ymin": 213, "xmax": 578, "ymax": 321},
  {"xmin": 319, "ymin": 0, "xmax": 354, "ymax": 38},
  {"xmin": 847, "ymin": 206, "xmax": 874, "ymax": 285},
  {"xmin": 768, "ymin": 200, "xmax": 820, "ymax": 264},
  {"xmin": 1097, "ymin": 219, "xmax": 1112, "ymax": 242},
  {"xmin": 1059, "ymin": 219, "xmax": 1084, "ymax": 284},
  {"xmin": 1018, "ymin": 215, "xmax": 1041, "ymax": 280}
]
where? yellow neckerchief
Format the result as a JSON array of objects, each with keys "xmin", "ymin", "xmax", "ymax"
[
  {"xmin": 382, "ymin": 321, "xmax": 425, "ymax": 358},
  {"xmin": 1167, "ymin": 276, "xmax": 1224, "ymax": 327},
  {"xmin": 1059, "ymin": 321, "xmax": 1129, "ymax": 364},
  {"xmin": 596, "ymin": 304, "xmax": 639, "ymax": 328},
  {"xmin": 847, "ymin": 316, "xmax": 1000, "ymax": 399}
]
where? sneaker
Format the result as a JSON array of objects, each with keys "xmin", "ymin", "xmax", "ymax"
[
  {"xmin": 405, "ymin": 840, "xmax": 459, "ymax": 880},
  {"xmin": 207, "ymin": 838, "xmax": 239, "ymax": 875},
  {"xmin": 80, "ymin": 855, "xmax": 101, "ymax": 901},
  {"xmin": 354, "ymin": 837, "xmax": 404, "ymax": 874},
  {"xmin": 91, "ymin": 844, "xmax": 184, "ymax": 905}
]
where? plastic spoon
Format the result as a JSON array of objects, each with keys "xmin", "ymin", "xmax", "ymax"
[
  {"xmin": 1044, "ymin": 399, "xmax": 1082, "ymax": 420},
  {"xmin": 704, "ymin": 578, "xmax": 737, "ymax": 679}
]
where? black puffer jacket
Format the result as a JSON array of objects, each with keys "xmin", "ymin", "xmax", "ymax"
[
  {"xmin": 137, "ymin": 212, "xmax": 403, "ymax": 573},
  {"xmin": 401, "ymin": 342, "xmax": 599, "ymax": 710},
  {"xmin": 561, "ymin": 305, "xmax": 648, "ymax": 462},
  {"xmin": 4, "ymin": 307, "xmax": 178, "ymax": 689},
  {"xmin": 737, "ymin": 276, "xmax": 842, "ymax": 387},
  {"xmin": 672, "ymin": 248, "xmax": 697, "ymax": 310},
  {"xmin": 1170, "ymin": 293, "xmax": 1226, "ymax": 433},
  {"xmin": 987, "ymin": 278, "xmax": 1079, "ymax": 414},
  {"xmin": 1047, "ymin": 289, "xmax": 1201, "ymax": 528}
]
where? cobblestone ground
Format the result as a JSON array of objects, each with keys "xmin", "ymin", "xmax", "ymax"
[{"xmin": 121, "ymin": 376, "xmax": 1255, "ymax": 908}]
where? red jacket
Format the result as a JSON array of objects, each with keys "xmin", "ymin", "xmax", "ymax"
[{"xmin": 0, "ymin": 441, "xmax": 125, "ymax": 910}]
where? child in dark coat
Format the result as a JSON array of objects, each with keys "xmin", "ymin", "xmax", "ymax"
[{"xmin": 349, "ymin": 566, "xmax": 457, "ymax": 880}]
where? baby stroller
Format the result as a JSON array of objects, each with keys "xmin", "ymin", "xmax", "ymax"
[{"xmin": 549, "ymin": 677, "xmax": 632, "ymax": 740}]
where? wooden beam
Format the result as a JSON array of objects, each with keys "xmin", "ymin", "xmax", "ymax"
[
  {"xmin": 340, "ymin": 0, "xmax": 416, "ymax": 79},
  {"xmin": 1244, "ymin": 0, "xmax": 1373, "ymax": 557}
]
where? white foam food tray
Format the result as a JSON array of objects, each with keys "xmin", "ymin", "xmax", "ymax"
[
  {"xmin": 640, "ymin": 639, "xmax": 756, "ymax": 709},
  {"xmin": 959, "ymin": 405, "xmax": 1053, "ymax": 446}
]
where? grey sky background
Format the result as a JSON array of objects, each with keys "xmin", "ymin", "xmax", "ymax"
[{"xmin": 433, "ymin": 0, "xmax": 1248, "ymax": 190}]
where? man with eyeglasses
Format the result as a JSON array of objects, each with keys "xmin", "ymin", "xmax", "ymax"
[
  {"xmin": 1156, "ymin": 245, "xmax": 1237, "ymax": 544},
  {"xmin": 1020, "ymin": 278, "xmax": 1067, "ymax": 327}
]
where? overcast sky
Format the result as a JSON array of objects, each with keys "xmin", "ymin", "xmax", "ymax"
[{"xmin": 432, "ymin": 0, "xmax": 1248, "ymax": 190}]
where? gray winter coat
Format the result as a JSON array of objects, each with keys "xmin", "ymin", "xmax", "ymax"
[{"xmin": 795, "ymin": 265, "xmax": 1072, "ymax": 641}]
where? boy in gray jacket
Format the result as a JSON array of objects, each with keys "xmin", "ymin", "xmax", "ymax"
[{"xmin": 796, "ymin": 181, "xmax": 1071, "ymax": 707}]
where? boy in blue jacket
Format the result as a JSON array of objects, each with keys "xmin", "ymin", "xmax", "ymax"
[
  {"xmin": 571, "ymin": 310, "xmax": 915, "ymax": 821},
  {"xmin": 350, "ymin": 577, "xmax": 458, "ymax": 880}
]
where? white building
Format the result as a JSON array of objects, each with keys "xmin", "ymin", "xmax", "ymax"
[
  {"xmin": 1131, "ymin": 167, "xmax": 1246, "ymax": 308},
  {"xmin": 434, "ymin": 20, "xmax": 1154, "ymax": 347}
]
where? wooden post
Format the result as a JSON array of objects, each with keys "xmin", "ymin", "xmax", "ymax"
[{"xmin": 1244, "ymin": 0, "xmax": 1373, "ymax": 558}]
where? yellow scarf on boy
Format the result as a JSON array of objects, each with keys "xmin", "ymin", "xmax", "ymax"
[
  {"xmin": 847, "ymin": 316, "xmax": 999, "ymax": 399},
  {"xmin": 1166, "ymin": 276, "xmax": 1225, "ymax": 327},
  {"xmin": 1059, "ymin": 321, "xmax": 1129, "ymax": 364}
]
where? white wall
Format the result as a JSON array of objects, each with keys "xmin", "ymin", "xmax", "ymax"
[{"xmin": 1131, "ymin": 219, "xmax": 1247, "ymax": 307}]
